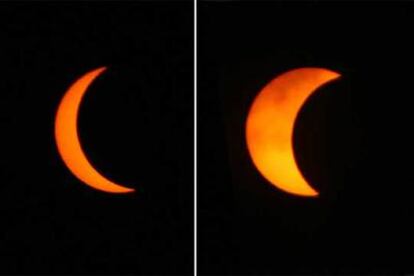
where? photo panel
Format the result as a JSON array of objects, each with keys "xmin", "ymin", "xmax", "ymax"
[
  {"xmin": 0, "ymin": 1, "xmax": 193, "ymax": 274},
  {"xmin": 198, "ymin": 2, "xmax": 407, "ymax": 275}
]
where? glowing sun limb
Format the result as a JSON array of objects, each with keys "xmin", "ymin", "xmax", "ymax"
[
  {"xmin": 55, "ymin": 67, "xmax": 135, "ymax": 193},
  {"xmin": 246, "ymin": 67, "xmax": 341, "ymax": 197}
]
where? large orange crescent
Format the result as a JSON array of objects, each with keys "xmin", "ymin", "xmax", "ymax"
[
  {"xmin": 55, "ymin": 67, "xmax": 134, "ymax": 193},
  {"xmin": 246, "ymin": 67, "xmax": 341, "ymax": 197}
]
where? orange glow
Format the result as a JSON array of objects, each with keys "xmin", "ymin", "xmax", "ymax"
[
  {"xmin": 55, "ymin": 67, "xmax": 134, "ymax": 193},
  {"xmin": 246, "ymin": 68, "xmax": 340, "ymax": 197}
]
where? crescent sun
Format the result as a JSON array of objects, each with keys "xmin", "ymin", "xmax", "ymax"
[
  {"xmin": 245, "ymin": 67, "xmax": 341, "ymax": 197},
  {"xmin": 55, "ymin": 67, "xmax": 134, "ymax": 193}
]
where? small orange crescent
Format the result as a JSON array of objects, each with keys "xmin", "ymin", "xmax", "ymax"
[
  {"xmin": 246, "ymin": 67, "xmax": 341, "ymax": 197},
  {"xmin": 55, "ymin": 67, "xmax": 134, "ymax": 193}
]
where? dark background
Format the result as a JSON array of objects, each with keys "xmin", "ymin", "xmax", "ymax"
[
  {"xmin": 199, "ymin": 2, "xmax": 410, "ymax": 275},
  {"xmin": 0, "ymin": 2, "xmax": 193, "ymax": 275}
]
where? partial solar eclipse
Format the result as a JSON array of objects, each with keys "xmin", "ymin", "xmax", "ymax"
[
  {"xmin": 55, "ymin": 67, "xmax": 134, "ymax": 193},
  {"xmin": 246, "ymin": 67, "xmax": 341, "ymax": 197}
]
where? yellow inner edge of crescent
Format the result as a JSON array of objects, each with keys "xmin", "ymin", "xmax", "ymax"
[
  {"xmin": 55, "ymin": 67, "xmax": 134, "ymax": 193},
  {"xmin": 246, "ymin": 68, "xmax": 341, "ymax": 197}
]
